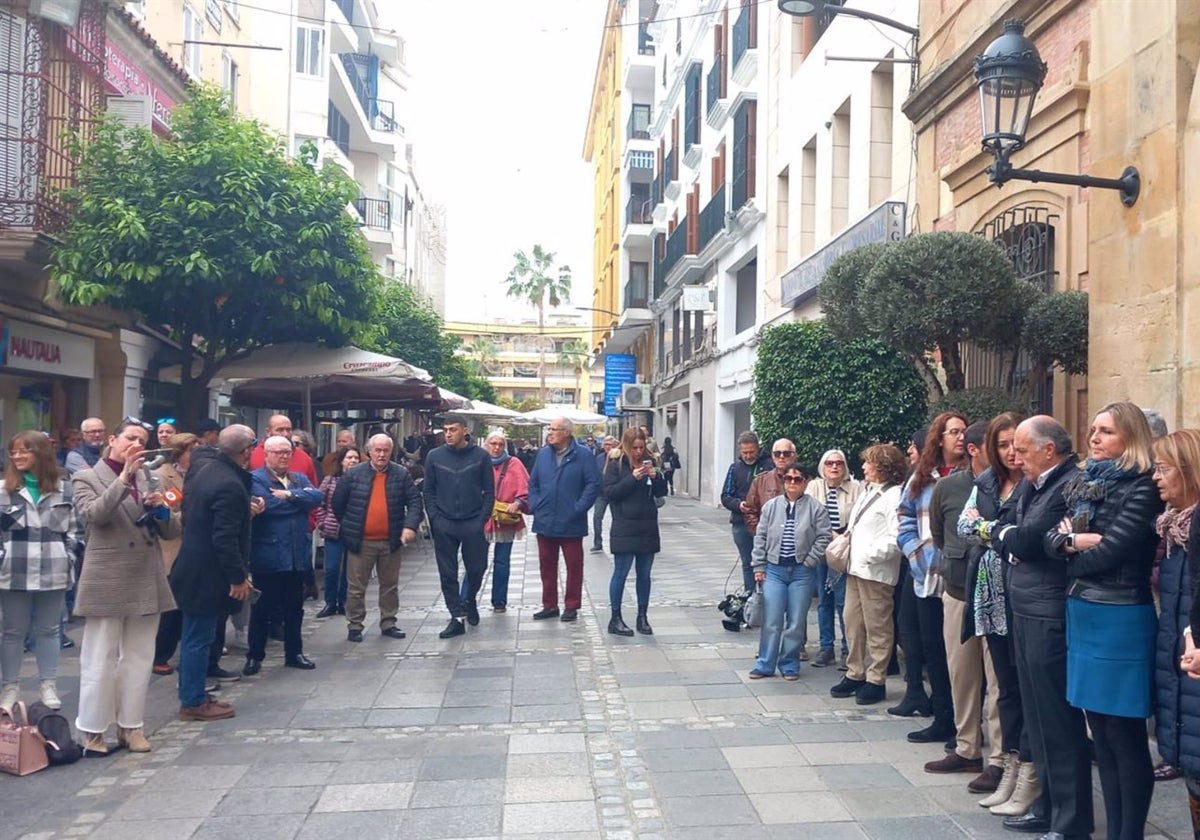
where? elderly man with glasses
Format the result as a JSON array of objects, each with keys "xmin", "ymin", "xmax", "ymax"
[
  {"xmin": 64, "ymin": 417, "xmax": 107, "ymax": 475},
  {"xmin": 528, "ymin": 417, "xmax": 601, "ymax": 622}
]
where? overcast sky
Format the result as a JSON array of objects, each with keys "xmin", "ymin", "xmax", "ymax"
[{"xmin": 380, "ymin": 2, "xmax": 603, "ymax": 325}]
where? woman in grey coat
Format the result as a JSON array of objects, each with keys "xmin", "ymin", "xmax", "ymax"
[
  {"xmin": 750, "ymin": 463, "xmax": 831, "ymax": 680},
  {"xmin": 72, "ymin": 417, "xmax": 179, "ymax": 755}
]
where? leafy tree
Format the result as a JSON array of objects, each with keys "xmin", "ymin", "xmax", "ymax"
[
  {"xmin": 819, "ymin": 241, "xmax": 890, "ymax": 340},
  {"xmin": 751, "ymin": 321, "xmax": 927, "ymax": 470},
  {"xmin": 504, "ymin": 244, "xmax": 572, "ymax": 402},
  {"xmin": 465, "ymin": 335, "xmax": 500, "ymax": 376},
  {"xmin": 557, "ymin": 338, "xmax": 591, "ymax": 407},
  {"xmin": 51, "ymin": 85, "xmax": 383, "ymax": 424},
  {"xmin": 1018, "ymin": 289, "xmax": 1088, "ymax": 405},
  {"xmin": 927, "ymin": 388, "xmax": 1026, "ymax": 424},
  {"xmin": 861, "ymin": 232, "xmax": 1025, "ymax": 395}
]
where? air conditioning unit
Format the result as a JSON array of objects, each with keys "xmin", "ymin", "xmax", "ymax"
[{"xmin": 620, "ymin": 383, "xmax": 652, "ymax": 410}]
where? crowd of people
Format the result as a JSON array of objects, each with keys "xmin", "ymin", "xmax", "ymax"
[{"xmin": 720, "ymin": 403, "xmax": 1200, "ymax": 840}]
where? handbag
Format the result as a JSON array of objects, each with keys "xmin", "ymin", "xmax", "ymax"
[
  {"xmin": 0, "ymin": 702, "xmax": 51, "ymax": 776},
  {"xmin": 743, "ymin": 582, "xmax": 764, "ymax": 629},
  {"xmin": 492, "ymin": 460, "xmax": 523, "ymax": 526},
  {"xmin": 825, "ymin": 489, "xmax": 885, "ymax": 574}
]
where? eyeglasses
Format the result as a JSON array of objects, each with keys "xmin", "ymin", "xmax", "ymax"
[
  {"xmin": 772, "ymin": 450, "xmax": 795, "ymax": 458},
  {"xmin": 121, "ymin": 417, "xmax": 155, "ymax": 433},
  {"xmin": 81, "ymin": 428, "xmax": 106, "ymax": 436},
  {"xmin": 265, "ymin": 447, "xmax": 293, "ymax": 456},
  {"xmin": 942, "ymin": 429, "xmax": 966, "ymax": 438},
  {"xmin": 1153, "ymin": 463, "xmax": 1175, "ymax": 476},
  {"xmin": 825, "ymin": 460, "xmax": 846, "ymax": 467},
  {"xmin": 783, "ymin": 476, "xmax": 808, "ymax": 483}
]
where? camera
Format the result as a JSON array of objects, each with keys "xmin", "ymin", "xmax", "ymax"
[
  {"xmin": 135, "ymin": 510, "xmax": 161, "ymax": 536},
  {"xmin": 718, "ymin": 587, "xmax": 751, "ymax": 632}
]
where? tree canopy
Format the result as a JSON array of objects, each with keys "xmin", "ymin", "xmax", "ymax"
[{"xmin": 51, "ymin": 85, "xmax": 383, "ymax": 424}]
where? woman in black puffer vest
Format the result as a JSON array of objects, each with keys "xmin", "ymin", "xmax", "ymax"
[{"xmin": 1152, "ymin": 429, "xmax": 1200, "ymax": 836}]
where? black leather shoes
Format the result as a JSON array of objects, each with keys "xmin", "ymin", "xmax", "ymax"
[
  {"xmin": 315, "ymin": 604, "xmax": 338, "ymax": 619},
  {"xmin": 533, "ymin": 608, "xmax": 559, "ymax": 620},
  {"xmin": 439, "ymin": 619, "xmax": 465, "ymax": 639},
  {"xmin": 285, "ymin": 654, "xmax": 316, "ymax": 670},
  {"xmin": 381, "ymin": 627, "xmax": 406, "ymax": 639},
  {"xmin": 888, "ymin": 696, "xmax": 933, "ymax": 717},
  {"xmin": 829, "ymin": 676, "xmax": 865, "ymax": 698},
  {"xmin": 855, "ymin": 682, "xmax": 886, "ymax": 705},
  {"xmin": 1001, "ymin": 813, "xmax": 1051, "ymax": 833},
  {"xmin": 465, "ymin": 602, "xmax": 480, "ymax": 626},
  {"xmin": 347, "ymin": 629, "xmax": 363, "ymax": 643},
  {"xmin": 242, "ymin": 658, "xmax": 262, "ymax": 676},
  {"xmin": 907, "ymin": 722, "xmax": 956, "ymax": 743},
  {"xmin": 560, "ymin": 609, "xmax": 578, "ymax": 622}
]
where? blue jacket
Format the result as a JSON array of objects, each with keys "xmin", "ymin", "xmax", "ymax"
[
  {"xmin": 249, "ymin": 468, "xmax": 321, "ymax": 574},
  {"xmin": 1155, "ymin": 542, "xmax": 1200, "ymax": 776},
  {"xmin": 528, "ymin": 439, "xmax": 601, "ymax": 538}
]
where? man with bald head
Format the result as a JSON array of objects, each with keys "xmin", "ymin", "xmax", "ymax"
[
  {"xmin": 984, "ymin": 416, "xmax": 1091, "ymax": 837},
  {"xmin": 322, "ymin": 428, "xmax": 357, "ymax": 477},
  {"xmin": 332, "ymin": 433, "xmax": 422, "ymax": 643}
]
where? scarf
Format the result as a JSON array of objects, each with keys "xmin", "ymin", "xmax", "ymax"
[
  {"xmin": 1156, "ymin": 504, "xmax": 1195, "ymax": 552},
  {"xmin": 491, "ymin": 452, "xmax": 509, "ymax": 466},
  {"xmin": 1063, "ymin": 458, "xmax": 1142, "ymax": 527},
  {"xmin": 22, "ymin": 471, "xmax": 40, "ymax": 503}
]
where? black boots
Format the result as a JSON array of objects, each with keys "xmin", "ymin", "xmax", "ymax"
[
  {"xmin": 636, "ymin": 610, "xmax": 653, "ymax": 635},
  {"xmin": 608, "ymin": 610, "xmax": 634, "ymax": 637}
]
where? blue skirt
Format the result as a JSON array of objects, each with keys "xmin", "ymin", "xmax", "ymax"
[{"xmin": 1066, "ymin": 597, "xmax": 1157, "ymax": 718}]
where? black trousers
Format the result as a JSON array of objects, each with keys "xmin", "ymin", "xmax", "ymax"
[
  {"xmin": 985, "ymin": 632, "xmax": 1027, "ymax": 758},
  {"xmin": 1012, "ymin": 612, "xmax": 1093, "ymax": 836},
  {"xmin": 208, "ymin": 611, "xmax": 228, "ymax": 671},
  {"xmin": 248, "ymin": 570, "xmax": 304, "ymax": 660},
  {"xmin": 154, "ymin": 609, "xmax": 181, "ymax": 666},
  {"xmin": 1088, "ymin": 710, "xmax": 1154, "ymax": 840},
  {"xmin": 914, "ymin": 592, "xmax": 953, "ymax": 727},
  {"xmin": 431, "ymin": 517, "xmax": 488, "ymax": 618},
  {"xmin": 898, "ymin": 581, "xmax": 927, "ymax": 701}
]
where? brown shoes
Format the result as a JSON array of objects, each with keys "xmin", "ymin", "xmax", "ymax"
[
  {"xmin": 152, "ymin": 663, "xmax": 174, "ymax": 675},
  {"xmin": 179, "ymin": 699, "xmax": 236, "ymax": 722},
  {"xmin": 924, "ymin": 752, "xmax": 984, "ymax": 774},
  {"xmin": 118, "ymin": 727, "xmax": 152, "ymax": 753}
]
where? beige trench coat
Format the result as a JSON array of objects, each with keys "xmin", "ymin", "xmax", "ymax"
[{"xmin": 72, "ymin": 460, "xmax": 179, "ymax": 617}]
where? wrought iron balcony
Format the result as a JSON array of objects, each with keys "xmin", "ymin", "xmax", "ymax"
[
  {"xmin": 664, "ymin": 148, "xmax": 678, "ymax": 185},
  {"xmin": 698, "ymin": 185, "xmax": 726, "ymax": 251},
  {"xmin": 732, "ymin": 3, "xmax": 757, "ymax": 73},
  {"xmin": 626, "ymin": 196, "xmax": 654, "ymax": 225},
  {"xmin": 368, "ymin": 98, "xmax": 402, "ymax": 134},
  {"xmin": 652, "ymin": 171, "xmax": 663, "ymax": 207},
  {"xmin": 706, "ymin": 59, "xmax": 726, "ymax": 118},
  {"xmin": 654, "ymin": 222, "xmax": 689, "ymax": 287},
  {"xmin": 732, "ymin": 169, "xmax": 749, "ymax": 215},
  {"xmin": 354, "ymin": 197, "xmax": 391, "ymax": 230},
  {"xmin": 626, "ymin": 104, "xmax": 652, "ymax": 141}
]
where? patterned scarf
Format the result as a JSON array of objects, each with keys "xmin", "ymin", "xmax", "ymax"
[
  {"xmin": 1156, "ymin": 504, "xmax": 1195, "ymax": 552},
  {"xmin": 1063, "ymin": 458, "xmax": 1143, "ymax": 527}
]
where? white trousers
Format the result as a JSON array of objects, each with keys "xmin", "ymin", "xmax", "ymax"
[{"xmin": 76, "ymin": 613, "xmax": 158, "ymax": 734}]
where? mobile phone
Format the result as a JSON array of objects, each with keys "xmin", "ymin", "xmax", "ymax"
[
  {"xmin": 249, "ymin": 587, "xmax": 262, "ymax": 605},
  {"xmin": 137, "ymin": 448, "xmax": 174, "ymax": 460}
]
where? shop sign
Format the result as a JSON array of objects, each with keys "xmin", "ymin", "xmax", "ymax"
[
  {"xmin": 0, "ymin": 319, "xmax": 96, "ymax": 380},
  {"xmin": 103, "ymin": 41, "xmax": 176, "ymax": 132},
  {"xmin": 603, "ymin": 353, "xmax": 637, "ymax": 416},
  {"xmin": 780, "ymin": 201, "xmax": 906, "ymax": 307}
]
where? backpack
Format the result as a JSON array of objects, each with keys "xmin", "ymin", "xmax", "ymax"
[{"xmin": 26, "ymin": 701, "xmax": 82, "ymax": 765}]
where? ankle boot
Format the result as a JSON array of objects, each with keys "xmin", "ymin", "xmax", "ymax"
[
  {"xmin": 636, "ymin": 610, "xmax": 653, "ymax": 635},
  {"xmin": 990, "ymin": 760, "xmax": 1041, "ymax": 816},
  {"xmin": 608, "ymin": 610, "xmax": 634, "ymax": 637},
  {"xmin": 978, "ymin": 753, "xmax": 1019, "ymax": 808}
]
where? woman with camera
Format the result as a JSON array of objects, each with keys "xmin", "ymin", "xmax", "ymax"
[
  {"xmin": 603, "ymin": 427, "xmax": 668, "ymax": 636},
  {"xmin": 749, "ymin": 462, "xmax": 831, "ymax": 679},
  {"xmin": 73, "ymin": 417, "xmax": 180, "ymax": 755},
  {"xmin": 1049, "ymin": 401, "xmax": 1162, "ymax": 840},
  {"xmin": 0, "ymin": 431, "xmax": 84, "ymax": 713}
]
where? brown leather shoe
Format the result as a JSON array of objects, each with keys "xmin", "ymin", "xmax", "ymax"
[
  {"xmin": 179, "ymin": 699, "xmax": 236, "ymax": 722},
  {"xmin": 924, "ymin": 752, "xmax": 984, "ymax": 774},
  {"xmin": 968, "ymin": 763, "xmax": 1005, "ymax": 793}
]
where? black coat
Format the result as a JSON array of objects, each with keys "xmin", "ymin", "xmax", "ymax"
[
  {"xmin": 331, "ymin": 462, "xmax": 423, "ymax": 554},
  {"xmin": 603, "ymin": 452, "xmax": 667, "ymax": 555},
  {"xmin": 993, "ymin": 457, "xmax": 1080, "ymax": 620},
  {"xmin": 168, "ymin": 449, "xmax": 251, "ymax": 615},
  {"xmin": 1154, "ymin": 542, "xmax": 1200, "ymax": 776}
]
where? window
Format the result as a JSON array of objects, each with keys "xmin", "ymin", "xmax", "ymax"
[
  {"xmin": 684, "ymin": 63, "xmax": 701, "ymax": 147},
  {"xmin": 225, "ymin": 0, "xmax": 239, "ymax": 21},
  {"xmin": 326, "ymin": 102, "xmax": 349, "ymax": 155},
  {"xmin": 221, "ymin": 53, "xmax": 239, "ymax": 110},
  {"xmin": 183, "ymin": 5, "xmax": 203, "ymax": 78},
  {"xmin": 0, "ymin": 10, "xmax": 27, "ymax": 212},
  {"xmin": 295, "ymin": 25, "xmax": 324, "ymax": 76},
  {"xmin": 734, "ymin": 260, "xmax": 757, "ymax": 334}
]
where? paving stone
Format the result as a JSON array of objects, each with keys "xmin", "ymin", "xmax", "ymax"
[
  {"xmin": 505, "ymin": 775, "xmax": 595, "ymax": 803},
  {"xmin": 85, "ymin": 818, "xmax": 203, "ymax": 840},
  {"xmin": 641, "ymin": 747, "xmax": 729, "ymax": 772},
  {"xmin": 857, "ymin": 816, "xmax": 969, "ymax": 838},
  {"xmin": 109, "ymin": 787, "xmax": 225, "ymax": 821},
  {"xmin": 409, "ymin": 778, "xmax": 505, "ymax": 808},
  {"xmin": 364, "ymin": 708, "xmax": 441, "ymax": 726},
  {"xmin": 509, "ymin": 733, "xmax": 587, "ymax": 754},
  {"xmin": 140, "ymin": 765, "xmax": 249, "ymax": 791},
  {"xmin": 818, "ymin": 764, "xmax": 911, "ymax": 791},
  {"xmin": 722, "ymin": 744, "xmax": 808, "ymax": 768},
  {"xmin": 419, "ymin": 753, "xmax": 507, "ymax": 781},
  {"xmin": 751, "ymin": 791, "xmax": 854, "ymax": 824},
  {"xmin": 213, "ymin": 785, "xmax": 323, "ymax": 816},
  {"xmin": 435, "ymin": 705, "xmax": 511, "ymax": 725},
  {"xmin": 190, "ymin": 813, "xmax": 306, "ymax": 840},
  {"xmin": 325, "ymin": 757, "xmax": 422, "ymax": 783},
  {"xmin": 313, "ymin": 782, "xmax": 413, "ymax": 812},
  {"xmin": 503, "ymin": 800, "xmax": 600, "ymax": 833},
  {"xmin": 506, "ymin": 751, "xmax": 591, "ymax": 777},
  {"xmin": 783, "ymin": 723, "xmax": 865, "ymax": 744},
  {"xmin": 647, "ymin": 769, "xmax": 742, "ymax": 797},
  {"xmin": 798, "ymin": 741, "xmax": 888, "ymax": 766},
  {"xmin": 397, "ymin": 804, "xmax": 502, "ymax": 839},
  {"xmin": 734, "ymin": 766, "xmax": 827, "ymax": 794},
  {"xmin": 660, "ymin": 794, "xmax": 760, "ymax": 827},
  {"xmin": 295, "ymin": 811, "xmax": 403, "ymax": 840}
]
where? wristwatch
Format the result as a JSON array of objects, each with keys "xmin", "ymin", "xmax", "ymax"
[{"xmin": 1065, "ymin": 533, "xmax": 1076, "ymax": 551}]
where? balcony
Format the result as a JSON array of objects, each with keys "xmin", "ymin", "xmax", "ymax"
[
  {"xmin": 698, "ymin": 185, "xmax": 726, "ymax": 253},
  {"xmin": 624, "ymin": 269, "xmax": 650, "ymax": 310},
  {"xmin": 664, "ymin": 148, "xmax": 680, "ymax": 201},
  {"xmin": 731, "ymin": 2, "xmax": 758, "ymax": 86},
  {"xmin": 706, "ymin": 58, "xmax": 729, "ymax": 130},
  {"xmin": 655, "ymin": 222, "xmax": 689, "ymax": 287},
  {"xmin": 622, "ymin": 194, "xmax": 653, "ymax": 246},
  {"xmin": 623, "ymin": 22, "xmax": 656, "ymax": 90},
  {"xmin": 625, "ymin": 149, "xmax": 655, "ymax": 183},
  {"xmin": 368, "ymin": 98, "xmax": 403, "ymax": 134},
  {"xmin": 626, "ymin": 104, "xmax": 652, "ymax": 141},
  {"xmin": 354, "ymin": 197, "xmax": 391, "ymax": 231}
]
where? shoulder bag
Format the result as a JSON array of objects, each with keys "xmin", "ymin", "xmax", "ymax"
[
  {"xmin": 492, "ymin": 460, "xmax": 522, "ymax": 525},
  {"xmin": 825, "ymin": 488, "xmax": 886, "ymax": 574}
]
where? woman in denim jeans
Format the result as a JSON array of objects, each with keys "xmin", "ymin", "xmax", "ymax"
[
  {"xmin": 749, "ymin": 463, "xmax": 831, "ymax": 680},
  {"xmin": 314, "ymin": 444, "xmax": 361, "ymax": 618}
]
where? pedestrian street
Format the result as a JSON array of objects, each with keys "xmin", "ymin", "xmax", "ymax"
[{"xmin": 1, "ymin": 496, "xmax": 1192, "ymax": 839}]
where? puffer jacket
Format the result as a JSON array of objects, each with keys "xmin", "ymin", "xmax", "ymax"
[
  {"xmin": 330, "ymin": 462, "xmax": 422, "ymax": 554},
  {"xmin": 1046, "ymin": 472, "xmax": 1162, "ymax": 605},
  {"xmin": 602, "ymin": 450, "xmax": 667, "ymax": 554},
  {"xmin": 1155, "ymin": 542, "xmax": 1200, "ymax": 776}
]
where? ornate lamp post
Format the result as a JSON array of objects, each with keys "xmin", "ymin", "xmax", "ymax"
[{"xmin": 776, "ymin": 0, "xmax": 918, "ymax": 37}]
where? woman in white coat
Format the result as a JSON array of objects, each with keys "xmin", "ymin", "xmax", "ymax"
[{"xmin": 829, "ymin": 444, "xmax": 907, "ymax": 706}]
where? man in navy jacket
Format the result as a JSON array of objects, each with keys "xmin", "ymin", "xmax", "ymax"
[{"xmin": 528, "ymin": 417, "xmax": 601, "ymax": 622}]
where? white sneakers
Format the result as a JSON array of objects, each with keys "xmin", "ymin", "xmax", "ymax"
[
  {"xmin": 0, "ymin": 683, "xmax": 17, "ymax": 713},
  {"xmin": 39, "ymin": 680, "xmax": 61, "ymax": 710}
]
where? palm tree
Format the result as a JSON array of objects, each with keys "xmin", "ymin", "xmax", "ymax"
[
  {"xmin": 465, "ymin": 334, "xmax": 499, "ymax": 376},
  {"xmin": 557, "ymin": 338, "xmax": 591, "ymax": 408},
  {"xmin": 504, "ymin": 245, "xmax": 572, "ymax": 403}
]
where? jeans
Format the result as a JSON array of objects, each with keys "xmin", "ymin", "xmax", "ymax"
[
  {"xmin": 459, "ymin": 540, "xmax": 515, "ymax": 608},
  {"xmin": 815, "ymin": 562, "xmax": 847, "ymax": 654},
  {"xmin": 610, "ymin": 552, "xmax": 654, "ymax": 610},
  {"xmin": 731, "ymin": 519, "xmax": 756, "ymax": 592},
  {"xmin": 0, "ymin": 589, "xmax": 65, "ymax": 683},
  {"xmin": 178, "ymin": 613, "xmax": 217, "ymax": 708},
  {"xmin": 323, "ymin": 538, "xmax": 348, "ymax": 608},
  {"xmin": 754, "ymin": 562, "xmax": 818, "ymax": 677}
]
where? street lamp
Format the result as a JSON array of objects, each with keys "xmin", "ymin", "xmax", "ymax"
[
  {"xmin": 776, "ymin": 0, "xmax": 919, "ymax": 38},
  {"xmin": 974, "ymin": 19, "xmax": 1140, "ymax": 206}
]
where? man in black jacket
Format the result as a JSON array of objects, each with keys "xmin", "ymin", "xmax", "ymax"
[
  {"xmin": 991, "ymin": 416, "xmax": 1091, "ymax": 839},
  {"xmin": 720, "ymin": 431, "xmax": 773, "ymax": 592},
  {"xmin": 331, "ymin": 434, "xmax": 422, "ymax": 643},
  {"xmin": 423, "ymin": 415, "xmax": 494, "ymax": 639},
  {"xmin": 169, "ymin": 425, "xmax": 256, "ymax": 723}
]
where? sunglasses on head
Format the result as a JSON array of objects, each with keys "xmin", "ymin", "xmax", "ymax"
[{"xmin": 121, "ymin": 417, "xmax": 155, "ymax": 433}]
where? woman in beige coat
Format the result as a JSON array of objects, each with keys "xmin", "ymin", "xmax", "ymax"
[{"xmin": 72, "ymin": 418, "xmax": 179, "ymax": 755}]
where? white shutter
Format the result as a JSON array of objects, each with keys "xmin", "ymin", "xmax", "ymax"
[
  {"xmin": 106, "ymin": 95, "xmax": 153, "ymax": 130},
  {"xmin": 0, "ymin": 11, "xmax": 29, "ymax": 218}
]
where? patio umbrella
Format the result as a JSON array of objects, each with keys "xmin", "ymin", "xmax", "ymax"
[
  {"xmin": 450, "ymin": 400, "xmax": 523, "ymax": 422},
  {"xmin": 230, "ymin": 375, "xmax": 443, "ymax": 412},
  {"xmin": 159, "ymin": 343, "xmax": 429, "ymax": 384},
  {"xmin": 518, "ymin": 406, "xmax": 609, "ymax": 425}
]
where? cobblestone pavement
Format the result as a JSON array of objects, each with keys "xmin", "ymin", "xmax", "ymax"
[{"xmin": 1, "ymin": 495, "xmax": 1191, "ymax": 838}]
